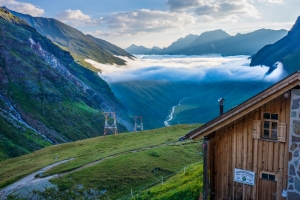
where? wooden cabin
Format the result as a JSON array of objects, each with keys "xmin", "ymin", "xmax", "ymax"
[{"xmin": 185, "ymin": 71, "xmax": 300, "ymax": 200}]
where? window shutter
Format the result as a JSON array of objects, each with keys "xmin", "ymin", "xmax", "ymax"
[
  {"xmin": 277, "ymin": 122, "xmax": 286, "ymax": 142},
  {"xmin": 253, "ymin": 120, "xmax": 261, "ymax": 139}
]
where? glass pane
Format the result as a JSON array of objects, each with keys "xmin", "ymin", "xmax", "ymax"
[
  {"xmin": 271, "ymin": 114, "xmax": 278, "ymax": 120},
  {"xmin": 272, "ymin": 122, "xmax": 277, "ymax": 130},
  {"xmin": 269, "ymin": 174, "xmax": 275, "ymax": 181},
  {"xmin": 264, "ymin": 129, "xmax": 269, "ymax": 137},
  {"xmin": 271, "ymin": 130, "xmax": 277, "ymax": 138},
  {"xmin": 264, "ymin": 121, "xmax": 270, "ymax": 129},
  {"xmin": 263, "ymin": 113, "xmax": 270, "ymax": 119},
  {"xmin": 262, "ymin": 173, "xmax": 268, "ymax": 179}
]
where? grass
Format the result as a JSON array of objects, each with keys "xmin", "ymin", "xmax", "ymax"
[
  {"xmin": 136, "ymin": 162, "xmax": 203, "ymax": 200},
  {"xmin": 48, "ymin": 143, "xmax": 201, "ymax": 199},
  {"xmin": 0, "ymin": 124, "xmax": 200, "ymax": 189}
]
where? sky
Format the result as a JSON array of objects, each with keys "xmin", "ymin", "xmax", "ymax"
[{"xmin": 0, "ymin": 0, "xmax": 299, "ymax": 48}]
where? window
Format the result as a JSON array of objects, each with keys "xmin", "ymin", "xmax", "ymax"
[
  {"xmin": 262, "ymin": 113, "xmax": 278, "ymax": 140},
  {"xmin": 260, "ymin": 172, "xmax": 276, "ymax": 181}
]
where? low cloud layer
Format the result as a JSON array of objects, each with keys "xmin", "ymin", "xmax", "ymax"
[
  {"xmin": 0, "ymin": 0, "xmax": 44, "ymax": 16},
  {"xmin": 55, "ymin": 9, "xmax": 97, "ymax": 26},
  {"xmin": 85, "ymin": 55, "xmax": 283, "ymax": 83}
]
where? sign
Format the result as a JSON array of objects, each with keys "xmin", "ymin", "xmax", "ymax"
[{"xmin": 234, "ymin": 168, "xmax": 255, "ymax": 186}]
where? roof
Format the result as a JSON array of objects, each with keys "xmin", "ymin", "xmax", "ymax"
[{"xmin": 187, "ymin": 71, "xmax": 300, "ymax": 140}]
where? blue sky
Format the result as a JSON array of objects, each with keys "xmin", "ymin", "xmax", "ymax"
[{"xmin": 1, "ymin": 0, "xmax": 299, "ymax": 48}]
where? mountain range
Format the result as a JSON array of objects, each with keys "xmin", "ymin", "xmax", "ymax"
[
  {"xmin": 126, "ymin": 29, "xmax": 287, "ymax": 56},
  {"xmin": 7, "ymin": 7, "xmax": 134, "ymax": 71},
  {"xmin": 0, "ymin": 7, "xmax": 131, "ymax": 161}
]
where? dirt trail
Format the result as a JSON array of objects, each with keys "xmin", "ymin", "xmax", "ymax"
[{"xmin": 0, "ymin": 141, "xmax": 192, "ymax": 199}]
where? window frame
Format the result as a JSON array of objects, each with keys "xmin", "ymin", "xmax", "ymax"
[
  {"xmin": 260, "ymin": 171, "xmax": 277, "ymax": 182},
  {"xmin": 262, "ymin": 112, "xmax": 278, "ymax": 140}
]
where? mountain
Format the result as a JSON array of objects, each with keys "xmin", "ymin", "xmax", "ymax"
[
  {"xmin": 148, "ymin": 34, "xmax": 199, "ymax": 54},
  {"xmin": 250, "ymin": 17, "xmax": 300, "ymax": 74},
  {"xmin": 6, "ymin": 8, "xmax": 133, "ymax": 71},
  {"xmin": 125, "ymin": 44, "xmax": 151, "ymax": 54},
  {"xmin": 0, "ymin": 8, "xmax": 131, "ymax": 161},
  {"xmin": 171, "ymin": 29, "xmax": 287, "ymax": 56},
  {"xmin": 189, "ymin": 30, "xmax": 230, "ymax": 47}
]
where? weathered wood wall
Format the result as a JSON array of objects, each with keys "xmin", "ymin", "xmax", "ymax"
[{"xmin": 208, "ymin": 94, "xmax": 290, "ymax": 200}]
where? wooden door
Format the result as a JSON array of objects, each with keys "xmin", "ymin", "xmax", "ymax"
[{"xmin": 257, "ymin": 179, "xmax": 277, "ymax": 200}]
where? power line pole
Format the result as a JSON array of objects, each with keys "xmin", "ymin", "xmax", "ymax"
[
  {"xmin": 103, "ymin": 112, "xmax": 117, "ymax": 136},
  {"xmin": 134, "ymin": 116, "xmax": 143, "ymax": 132}
]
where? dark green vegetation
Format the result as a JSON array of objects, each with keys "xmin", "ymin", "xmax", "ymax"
[
  {"xmin": 251, "ymin": 16, "xmax": 300, "ymax": 74},
  {"xmin": 111, "ymin": 81, "xmax": 275, "ymax": 129},
  {"xmin": 0, "ymin": 8, "xmax": 130, "ymax": 160},
  {"xmin": 137, "ymin": 162, "xmax": 203, "ymax": 200},
  {"xmin": 0, "ymin": 125, "xmax": 202, "ymax": 199},
  {"xmin": 8, "ymin": 8, "xmax": 134, "ymax": 71}
]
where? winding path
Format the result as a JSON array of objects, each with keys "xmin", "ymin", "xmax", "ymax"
[{"xmin": 0, "ymin": 141, "xmax": 193, "ymax": 199}]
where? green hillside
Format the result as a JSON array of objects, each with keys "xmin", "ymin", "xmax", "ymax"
[
  {"xmin": 8, "ymin": 8, "xmax": 133, "ymax": 71},
  {"xmin": 136, "ymin": 162, "xmax": 203, "ymax": 200},
  {"xmin": 0, "ymin": 124, "xmax": 202, "ymax": 199},
  {"xmin": 0, "ymin": 7, "xmax": 131, "ymax": 160}
]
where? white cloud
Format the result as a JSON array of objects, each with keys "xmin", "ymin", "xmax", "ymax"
[
  {"xmin": 55, "ymin": 9, "xmax": 97, "ymax": 26},
  {"xmin": 0, "ymin": 0, "xmax": 44, "ymax": 16},
  {"xmin": 168, "ymin": 0, "xmax": 260, "ymax": 22},
  {"xmin": 96, "ymin": 9, "xmax": 196, "ymax": 36},
  {"xmin": 257, "ymin": 0, "xmax": 283, "ymax": 3},
  {"xmin": 85, "ymin": 55, "xmax": 283, "ymax": 83}
]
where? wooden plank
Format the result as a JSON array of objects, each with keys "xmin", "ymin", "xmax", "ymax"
[
  {"xmin": 246, "ymin": 113, "xmax": 253, "ymax": 199},
  {"xmin": 232, "ymin": 122, "xmax": 237, "ymax": 200},
  {"xmin": 268, "ymin": 142, "xmax": 274, "ymax": 171}
]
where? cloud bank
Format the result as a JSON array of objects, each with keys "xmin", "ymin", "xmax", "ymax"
[
  {"xmin": 85, "ymin": 55, "xmax": 284, "ymax": 84},
  {"xmin": 0, "ymin": 0, "xmax": 44, "ymax": 16},
  {"xmin": 55, "ymin": 9, "xmax": 97, "ymax": 26},
  {"xmin": 97, "ymin": 9, "xmax": 196, "ymax": 36}
]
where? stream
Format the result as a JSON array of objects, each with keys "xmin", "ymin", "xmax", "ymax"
[{"xmin": 164, "ymin": 98, "xmax": 184, "ymax": 127}]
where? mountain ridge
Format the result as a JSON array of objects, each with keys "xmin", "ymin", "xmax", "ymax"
[
  {"xmin": 0, "ymin": 7, "xmax": 131, "ymax": 160},
  {"xmin": 6, "ymin": 7, "xmax": 133, "ymax": 71},
  {"xmin": 250, "ymin": 16, "xmax": 300, "ymax": 74}
]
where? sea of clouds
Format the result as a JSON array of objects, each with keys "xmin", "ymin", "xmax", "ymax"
[{"xmin": 85, "ymin": 55, "xmax": 284, "ymax": 83}]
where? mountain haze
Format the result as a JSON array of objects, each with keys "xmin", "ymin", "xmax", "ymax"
[
  {"xmin": 125, "ymin": 44, "xmax": 151, "ymax": 54},
  {"xmin": 148, "ymin": 34, "xmax": 199, "ymax": 54},
  {"xmin": 171, "ymin": 29, "xmax": 287, "ymax": 56}
]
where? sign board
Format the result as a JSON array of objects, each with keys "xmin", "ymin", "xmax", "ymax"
[{"xmin": 234, "ymin": 168, "xmax": 255, "ymax": 186}]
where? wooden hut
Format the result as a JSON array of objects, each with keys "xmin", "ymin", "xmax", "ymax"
[{"xmin": 185, "ymin": 71, "xmax": 300, "ymax": 200}]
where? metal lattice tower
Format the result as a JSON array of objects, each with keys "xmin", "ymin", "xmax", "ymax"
[
  {"xmin": 134, "ymin": 116, "xmax": 143, "ymax": 132},
  {"xmin": 103, "ymin": 112, "xmax": 117, "ymax": 136}
]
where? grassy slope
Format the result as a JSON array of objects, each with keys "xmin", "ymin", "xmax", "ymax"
[
  {"xmin": 137, "ymin": 162, "xmax": 203, "ymax": 200},
  {"xmin": 48, "ymin": 143, "xmax": 201, "ymax": 199},
  {"xmin": 0, "ymin": 124, "xmax": 200, "ymax": 190}
]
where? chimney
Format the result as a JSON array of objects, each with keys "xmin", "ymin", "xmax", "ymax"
[{"xmin": 218, "ymin": 98, "xmax": 225, "ymax": 115}]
